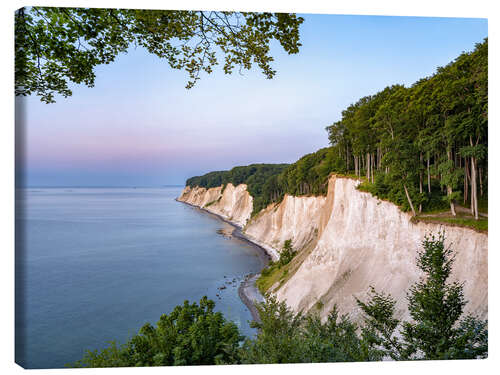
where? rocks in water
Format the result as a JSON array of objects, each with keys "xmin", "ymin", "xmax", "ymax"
[
  {"xmin": 216, "ymin": 276, "xmax": 242, "ymax": 295},
  {"xmin": 216, "ymin": 228, "xmax": 234, "ymax": 239}
]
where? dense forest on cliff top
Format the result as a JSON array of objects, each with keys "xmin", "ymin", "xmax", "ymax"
[{"xmin": 187, "ymin": 39, "xmax": 488, "ymax": 224}]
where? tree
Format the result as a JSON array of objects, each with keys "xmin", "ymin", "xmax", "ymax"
[
  {"xmin": 15, "ymin": 7, "xmax": 304, "ymax": 103},
  {"xmin": 240, "ymin": 296, "xmax": 305, "ymax": 363},
  {"xmin": 357, "ymin": 232, "xmax": 488, "ymax": 360},
  {"xmin": 278, "ymin": 239, "xmax": 296, "ymax": 266},
  {"xmin": 240, "ymin": 296, "xmax": 380, "ymax": 364},
  {"xmin": 70, "ymin": 297, "xmax": 243, "ymax": 367}
]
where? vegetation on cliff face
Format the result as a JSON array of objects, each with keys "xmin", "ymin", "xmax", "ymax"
[
  {"xmin": 256, "ymin": 239, "xmax": 297, "ymax": 293},
  {"xmin": 70, "ymin": 233, "xmax": 487, "ymax": 367},
  {"xmin": 186, "ymin": 39, "xmax": 487, "ymax": 223}
]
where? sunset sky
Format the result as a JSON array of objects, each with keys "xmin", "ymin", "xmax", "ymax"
[{"xmin": 17, "ymin": 13, "xmax": 487, "ymax": 187}]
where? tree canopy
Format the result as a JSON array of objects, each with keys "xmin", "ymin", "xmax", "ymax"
[
  {"xmin": 71, "ymin": 297, "xmax": 242, "ymax": 367},
  {"xmin": 15, "ymin": 7, "xmax": 304, "ymax": 103},
  {"xmin": 325, "ymin": 39, "xmax": 488, "ymax": 218},
  {"xmin": 187, "ymin": 39, "xmax": 487, "ymax": 223}
]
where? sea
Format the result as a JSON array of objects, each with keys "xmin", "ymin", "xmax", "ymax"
[{"xmin": 15, "ymin": 186, "xmax": 267, "ymax": 369}]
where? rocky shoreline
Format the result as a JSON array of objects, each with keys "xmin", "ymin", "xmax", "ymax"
[
  {"xmin": 238, "ymin": 273, "xmax": 265, "ymax": 323},
  {"xmin": 175, "ymin": 198, "xmax": 270, "ymax": 323}
]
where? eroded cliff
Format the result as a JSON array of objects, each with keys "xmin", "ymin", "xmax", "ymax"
[
  {"xmin": 178, "ymin": 183, "xmax": 253, "ymax": 227},
  {"xmin": 178, "ymin": 175, "xmax": 488, "ymax": 322}
]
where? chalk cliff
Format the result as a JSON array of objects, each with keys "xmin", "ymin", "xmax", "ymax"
[
  {"xmin": 178, "ymin": 183, "xmax": 253, "ymax": 227},
  {"xmin": 178, "ymin": 175, "xmax": 488, "ymax": 322}
]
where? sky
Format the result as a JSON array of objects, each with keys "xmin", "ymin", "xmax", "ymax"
[{"xmin": 16, "ymin": 13, "xmax": 487, "ymax": 187}]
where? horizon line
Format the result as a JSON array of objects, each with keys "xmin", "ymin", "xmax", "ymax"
[{"xmin": 16, "ymin": 184, "xmax": 186, "ymax": 188}]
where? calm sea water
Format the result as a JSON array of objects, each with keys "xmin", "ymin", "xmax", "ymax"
[{"xmin": 15, "ymin": 187, "xmax": 266, "ymax": 369}]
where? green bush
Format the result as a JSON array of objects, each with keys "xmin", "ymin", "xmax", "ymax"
[
  {"xmin": 278, "ymin": 239, "xmax": 296, "ymax": 266},
  {"xmin": 69, "ymin": 297, "xmax": 242, "ymax": 367}
]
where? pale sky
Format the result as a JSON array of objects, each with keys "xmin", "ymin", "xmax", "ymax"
[{"xmin": 16, "ymin": 13, "xmax": 487, "ymax": 187}]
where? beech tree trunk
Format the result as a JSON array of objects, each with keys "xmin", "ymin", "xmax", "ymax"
[
  {"xmin": 404, "ymin": 184, "xmax": 416, "ymax": 216},
  {"xmin": 464, "ymin": 158, "xmax": 469, "ymax": 205},
  {"xmin": 470, "ymin": 157, "xmax": 474, "ymax": 214},
  {"xmin": 372, "ymin": 153, "xmax": 375, "ymax": 183},
  {"xmin": 346, "ymin": 146, "xmax": 350, "ymax": 172},
  {"xmin": 471, "ymin": 155, "xmax": 478, "ymax": 220},
  {"xmin": 366, "ymin": 153, "xmax": 370, "ymax": 181},
  {"xmin": 446, "ymin": 150, "xmax": 456, "ymax": 216},
  {"xmin": 479, "ymin": 167, "xmax": 483, "ymax": 197},
  {"xmin": 469, "ymin": 136, "xmax": 479, "ymax": 220},
  {"xmin": 427, "ymin": 156, "xmax": 431, "ymax": 193},
  {"xmin": 419, "ymin": 153, "xmax": 423, "ymax": 213},
  {"xmin": 448, "ymin": 186, "xmax": 456, "ymax": 216}
]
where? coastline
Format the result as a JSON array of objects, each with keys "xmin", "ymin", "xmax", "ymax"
[
  {"xmin": 238, "ymin": 273, "xmax": 265, "ymax": 323},
  {"xmin": 175, "ymin": 197, "xmax": 270, "ymax": 323}
]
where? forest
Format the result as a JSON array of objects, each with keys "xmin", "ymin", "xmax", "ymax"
[
  {"xmin": 187, "ymin": 39, "xmax": 488, "ymax": 228},
  {"xmin": 186, "ymin": 163, "xmax": 289, "ymax": 214}
]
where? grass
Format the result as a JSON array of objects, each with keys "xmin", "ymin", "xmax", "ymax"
[
  {"xmin": 478, "ymin": 197, "xmax": 488, "ymax": 214},
  {"xmin": 462, "ymin": 196, "xmax": 488, "ymax": 214},
  {"xmin": 256, "ymin": 238, "xmax": 318, "ymax": 295},
  {"xmin": 413, "ymin": 214, "xmax": 488, "ymax": 232},
  {"xmin": 256, "ymin": 261, "xmax": 290, "ymax": 294},
  {"xmin": 357, "ymin": 177, "xmax": 487, "ymax": 232}
]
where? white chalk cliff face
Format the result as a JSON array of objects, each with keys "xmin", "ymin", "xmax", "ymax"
[
  {"xmin": 178, "ymin": 175, "xmax": 488, "ymax": 322},
  {"xmin": 244, "ymin": 194, "xmax": 329, "ymax": 261},
  {"xmin": 178, "ymin": 183, "xmax": 253, "ymax": 227}
]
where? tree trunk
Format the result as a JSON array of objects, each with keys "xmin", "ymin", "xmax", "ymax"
[
  {"xmin": 479, "ymin": 167, "xmax": 483, "ymax": 197},
  {"xmin": 427, "ymin": 156, "xmax": 431, "ymax": 193},
  {"xmin": 366, "ymin": 153, "xmax": 370, "ymax": 181},
  {"xmin": 419, "ymin": 153, "xmax": 423, "ymax": 213},
  {"xmin": 470, "ymin": 136, "xmax": 479, "ymax": 220},
  {"xmin": 446, "ymin": 150, "xmax": 457, "ymax": 217},
  {"xmin": 447, "ymin": 186, "xmax": 456, "ymax": 216},
  {"xmin": 372, "ymin": 153, "xmax": 375, "ymax": 183},
  {"xmin": 470, "ymin": 157, "xmax": 474, "ymax": 214},
  {"xmin": 346, "ymin": 146, "xmax": 350, "ymax": 172},
  {"xmin": 404, "ymin": 184, "xmax": 416, "ymax": 216},
  {"xmin": 471, "ymin": 156, "xmax": 478, "ymax": 220},
  {"xmin": 464, "ymin": 157, "xmax": 468, "ymax": 205}
]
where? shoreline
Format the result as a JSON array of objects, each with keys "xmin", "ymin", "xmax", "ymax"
[
  {"xmin": 175, "ymin": 197, "xmax": 270, "ymax": 323},
  {"xmin": 238, "ymin": 273, "xmax": 265, "ymax": 323}
]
